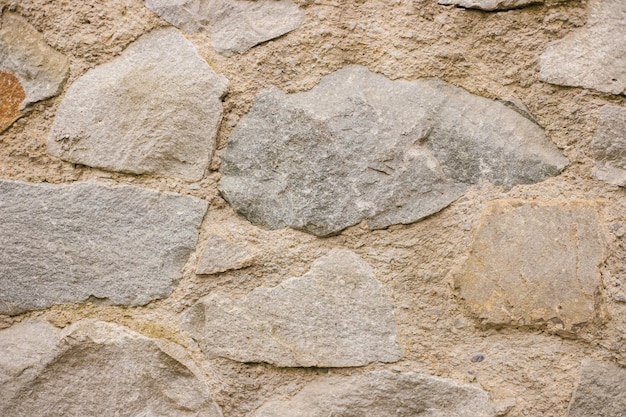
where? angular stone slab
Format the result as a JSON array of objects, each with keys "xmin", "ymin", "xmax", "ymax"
[
  {"xmin": 539, "ymin": 0, "xmax": 626, "ymax": 95},
  {"xmin": 145, "ymin": 0, "xmax": 304, "ymax": 55},
  {"xmin": 0, "ymin": 13, "xmax": 69, "ymax": 130},
  {"xmin": 568, "ymin": 359, "xmax": 626, "ymax": 417},
  {"xmin": 591, "ymin": 105, "xmax": 626, "ymax": 186},
  {"xmin": 220, "ymin": 65, "xmax": 568, "ymax": 236},
  {"xmin": 0, "ymin": 320, "xmax": 222, "ymax": 417},
  {"xmin": 254, "ymin": 370, "xmax": 496, "ymax": 417},
  {"xmin": 0, "ymin": 180, "xmax": 208, "ymax": 315},
  {"xmin": 182, "ymin": 249, "xmax": 402, "ymax": 367},
  {"xmin": 438, "ymin": 0, "xmax": 542, "ymax": 11},
  {"xmin": 48, "ymin": 28, "xmax": 228, "ymax": 181},
  {"xmin": 196, "ymin": 234, "xmax": 255, "ymax": 275},
  {"xmin": 454, "ymin": 200, "xmax": 605, "ymax": 332}
]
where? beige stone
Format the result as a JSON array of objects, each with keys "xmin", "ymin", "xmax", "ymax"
[{"xmin": 196, "ymin": 234, "xmax": 255, "ymax": 275}]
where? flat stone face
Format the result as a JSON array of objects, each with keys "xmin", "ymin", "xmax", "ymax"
[
  {"xmin": 539, "ymin": 0, "xmax": 626, "ymax": 95},
  {"xmin": 0, "ymin": 13, "xmax": 69, "ymax": 110},
  {"xmin": 0, "ymin": 180, "xmax": 208, "ymax": 315},
  {"xmin": 568, "ymin": 359, "xmax": 626, "ymax": 417},
  {"xmin": 219, "ymin": 65, "xmax": 568, "ymax": 236},
  {"xmin": 145, "ymin": 0, "xmax": 304, "ymax": 55},
  {"xmin": 48, "ymin": 28, "xmax": 228, "ymax": 181},
  {"xmin": 591, "ymin": 105, "xmax": 626, "ymax": 186},
  {"xmin": 438, "ymin": 0, "xmax": 542, "ymax": 11},
  {"xmin": 196, "ymin": 234, "xmax": 255, "ymax": 275},
  {"xmin": 454, "ymin": 200, "xmax": 605, "ymax": 332},
  {"xmin": 182, "ymin": 249, "xmax": 402, "ymax": 367},
  {"xmin": 254, "ymin": 370, "xmax": 496, "ymax": 417},
  {"xmin": 0, "ymin": 320, "xmax": 222, "ymax": 417}
]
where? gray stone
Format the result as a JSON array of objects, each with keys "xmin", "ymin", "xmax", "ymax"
[
  {"xmin": 182, "ymin": 248, "xmax": 402, "ymax": 367},
  {"xmin": 196, "ymin": 234, "xmax": 255, "ymax": 275},
  {"xmin": 0, "ymin": 320, "xmax": 222, "ymax": 417},
  {"xmin": 438, "ymin": 0, "xmax": 542, "ymax": 11},
  {"xmin": 591, "ymin": 105, "xmax": 626, "ymax": 186},
  {"xmin": 0, "ymin": 179, "xmax": 208, "ymax": 315},
  {"xmin": 145, "ymin": 0, "xmax": 304, "ymax": 55},
  {"xmin": 568, "ymin": 359, "xmax": 626, "ymax": 417},
  {"xmin": 539, "ymin": 0, "xmax": 626, "ymax": 95},
  {"xmin": 454, "ymin": 200, "xmax": 605, "ymax": 333},
  {"xmin": 254, "ymin": 370, "xmax": 496, "ymax": 417},
  {"xmin": 47, "ymin": 28, "xmax": 228, "ymax": 181},
  {"xmin": 219, "ymin": 65, "xmax": 568, "ymax": 236},
  {"xmin": 0, "ymin": 12, "xmax": 69, "ymax": 109}
]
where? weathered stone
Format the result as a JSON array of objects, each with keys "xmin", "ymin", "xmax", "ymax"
[
  {"xmin": 48, "ymin": 28, "xmax": 228, "ymax": 181},
  {"xmin": 591, "ymin": 105, "xmax": 626, "ymax": 187},
  {"xmin": 196, "ymin": 234, "xmax": 255, "ymax": 275},
  {"xmin": 0, "ymin": 70, "xmax": 24, "ymax": 132},
  {"xmin": 454, "ymin": 200, "xmax": 605, "ymax": 332},
  {"xmin": 182, "ymin": 248, "xmax": 401, "ymax": 367},
  {"xmin": 438, "ymin": 0, "xmax": 542, "ymax": 11},
  {"xmin": 568, "ymin": 359, "xmax": 626, "ymax": 417},
  {"xmin": 0, "ymin": 320, "xmax": 222, "ymax": 417},
  {"xmin": 254, "ymin": 370, "xmax": 496, "ymax": 417},
  {"xmin": 219, "ymin": 65, "xmax": 568, "ymax": 236},
  {"xmin": 145, "ymin": 0, "xmax": 304, "ymax": 55},
  {"xmin": 539, "ymin": 0, "xmax": 626, "ymax": 95},
  {"xmin": 0, "ymin": 179, "xmax": 208, "ymax": 315},
  {"xmin": 0, "ymin": 13, "xmax": 69, "ymax": 109}
]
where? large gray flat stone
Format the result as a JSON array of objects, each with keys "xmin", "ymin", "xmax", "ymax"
[
  {"xmin": 539, "ymin": 0, "xmax": 626, "ymax": 95},
  {"xmin": 48, "ymin": 28, "xmax": 228, "ymax": 181},
  {"xmin": 454, "ymin": 200, "xmax": 605, "ymax": 333},
  {"xmin": 591, "ymin": 105, "xmax": 626, "ymax": 186},
  {"xmin": 438, "ymin": 0, "xmax": 542, "ymax": 11},
  {"xmin": 254, "ymin": 370, "xmax": 496, "ymax": 417},
  {"xmin": 219, "ymin": 65, "xmax": 568, "ymax": 236},
  {"xmin": 145, "ymin": 0, "xmax": 304, "ymax": 55},
  {"xmin": 182, "ymin": 249, "xmax": 402, "ymax": 367},
  {"xmin": 568, "ymin": 359, "xmax": 626, "ymax": 417},
  {"xmin": 0, "ymin": 320, "xmax": 222, "ymax": 417},
  {"xmin": 0, "ymin": 180, "xmax": 208, "ymax": 315}
]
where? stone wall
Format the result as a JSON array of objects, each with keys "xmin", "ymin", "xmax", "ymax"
[{"xmin": 0, "ymin": 0, "xmax": 625, "ymax": 416}]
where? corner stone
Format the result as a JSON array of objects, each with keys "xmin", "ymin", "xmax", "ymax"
[
  {"xmin": 591, "ymin": 105, "xmax": 626, "ymax": 187},
  {"xmin": 454, "ymin": 200, "xmax": 605, "ymax": 333},
  {"xmin": 0, "ymin": 180, "xmax": 208, "ymax": 315},
  {"xmin": 182, "ymin": 248, "xmax": 402, "ymax": 367},
  {"xmin": 254, "ymin": 370, "xmax": 496, "ymax": 417},
  {"xmin": 568, "ymin": 359, "xmax": 626, "ymax": 417}
]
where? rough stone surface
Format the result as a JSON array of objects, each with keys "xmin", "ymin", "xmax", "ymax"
[
  {"xmin": 0, "ymin": 70, "xmax": 25, "ymax": 132},
  {"xmin": 47, "ymin": 28, "xmax": 228, "ymax": 181},
  {"xmin": 254, "ymin": 370, "xmax": 496, "ymax": 417},
  {"xmin": 0, "ymin": 179, "xmax": 208, "ymax": 315},
  {"xmin": 591, "ymin": 105, "xmax": 626, "ymax": 187},
  {"xmin": 145, "ymin": 0, "xmax": 304, "ymax": 55},
  {"xmin": 454, "ymin": 200, "xmax": 604, "ymax": 332},
  {"xmin": 438, "ymin": 0, "xmax": 542, "ymax": 11},
  {"xmin": 220, "ymin": 65, "xmax": 568, "ymax": 236},
  {"xmin": 568, "ymin": 359, "xmax": 626, "ymax": 417},
  {"xmin": 182, "ymin": 249, "xmax": 401, "ymax": 367},
  {"xmin": 0, "ymin": 320, "xmax": 222, "ymax": 417},
  {"xmin": 196, "ymin": 234, "xmax": 255, "ymax": 275},
  {"xmin": 539, "ymin": 0, "xmax": 626, "ymax": 95},
  {"xmin": 0, "ymin": 12, "xmax": 69, "ymax": 110}
]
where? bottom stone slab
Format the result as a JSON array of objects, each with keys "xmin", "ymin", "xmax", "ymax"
[{"xmin": 568, "ymin": 359, "xmax": 626, "ymax": 417}]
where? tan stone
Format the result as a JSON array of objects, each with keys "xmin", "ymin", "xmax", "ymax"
[{"xmin": 454, "ymin": 200, "xmax": 605, "ymax": 333}]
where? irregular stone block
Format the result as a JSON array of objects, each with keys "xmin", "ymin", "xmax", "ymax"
[
  {"xmin": 145, "ymin": 0, "xmax": 304, "ymax": 55},
  {"xmin": 48, "ymin": 28, "xmax": 228, "ymax": 181},
  {"xmin": 220, "ymin": 65, "xmax": 568, "ymax": 236},
  {"xmin": 438, "ymin": 0, "xmax": 542, "ymax": 11},
  {"xmin": 591, "ymin": 105, "xmax": 626, "ymax": 187},
  {"xmin": 540, "ymin": 0, "xmax": 626, "ymax": 95},
  {"xmin": 182, "ymin": 249, "xmax": 402, "ymax": 367},
  {"xmin": 454, "ymin": 200, "xmax": 605, "ymax": 333},
  {"xmin": 0, "ymin": 13, "xmax": 69, "ymax": 130},
  {"xmin": 254, "ymin": 370, "xmax": 496, "ymax": 417},
  {"xmin": 0, "ymin": 320, "xmax": 222, "ymax": 417},
  {"xmin": 568, "ymin": 359, "xmax": 626, "ymax": 417},
  {"xmin": 0, "ymin": 179, "xmax": 208, "ymax": 315},
  {"xmin": 196, "ymin": 234, "xmax": 255, "ymax": 275}
]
